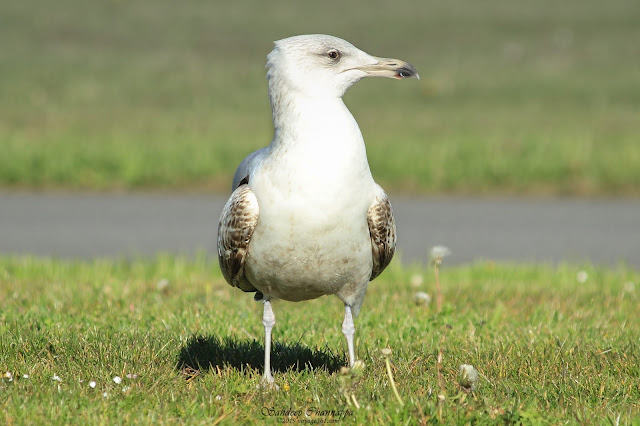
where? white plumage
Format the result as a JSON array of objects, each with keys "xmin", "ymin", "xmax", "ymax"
[{"xmin": 218, "ymin": 34, "xmax": 418, "ymax": 386}]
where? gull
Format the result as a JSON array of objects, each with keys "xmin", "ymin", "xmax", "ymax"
[{"xmin": 217, "ymin": 34, "xmax": 418, "ymax": 386}]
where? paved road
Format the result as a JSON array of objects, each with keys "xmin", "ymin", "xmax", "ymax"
[{"xmin": 0, "ymin": 192, "xmax": 638, "ymax": 267}]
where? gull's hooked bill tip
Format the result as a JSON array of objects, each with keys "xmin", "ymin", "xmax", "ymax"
[
  {"xmin": 397, "ymin": 67, "xmax": 420, "ymax": 80},
  {"xmin": 355, "ymin": 57, "xmax": 420, "ymax": 80}
]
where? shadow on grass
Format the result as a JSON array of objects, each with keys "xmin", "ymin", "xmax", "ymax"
[{"xmin": 177, "ymin": 335, "xmax": 345, "ymax": 375}]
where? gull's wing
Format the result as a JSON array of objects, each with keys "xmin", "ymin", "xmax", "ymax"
[
  {"xmin": 217, "ymin": 184, "xmax": 259, "ymax": 293},
  {"xmin": 367, "ymin": 186, "xmax": 397, "ymax": 281}
]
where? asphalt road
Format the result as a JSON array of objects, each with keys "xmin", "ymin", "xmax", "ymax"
[{"xmin": 0, "ymin": 192, "xmax": 638, "ymax": 267}]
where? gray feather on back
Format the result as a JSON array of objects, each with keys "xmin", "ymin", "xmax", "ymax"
[{"xmin": 232, "ymin": 148, "xmax": 267, "ymax": 191}]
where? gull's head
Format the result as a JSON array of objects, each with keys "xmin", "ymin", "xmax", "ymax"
[{"xmin": 267, "ymin": 34, "xmax": 419, "ymax": 99}]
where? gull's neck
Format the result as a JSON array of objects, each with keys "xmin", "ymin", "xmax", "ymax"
[
  {"xmin": 267, "ymin": 73, "xmax": 361, "ymax": 151},
  {"xmin": 271, "ymin": 93, "xmax": 353, "ymax": 144},
  {"xmin": 261, "ymin": 67, "xmax": 374, "ymax": 197}
]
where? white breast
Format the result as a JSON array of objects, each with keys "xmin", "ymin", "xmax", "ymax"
[{"xmin": 244, "ymin": 97, "xmax": 376, "ymax": 302}]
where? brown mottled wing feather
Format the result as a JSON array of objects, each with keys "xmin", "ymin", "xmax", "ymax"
[
  {"xmin": 367, "ymin": 190, "xmax": 396, "ymax": 281},
  {"xmin": 217, "ymin": 184, "xmax": 259, "ymax": 292}
]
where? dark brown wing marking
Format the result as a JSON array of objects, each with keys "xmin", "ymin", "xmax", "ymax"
[
  {"xmin": 217, "ymin": 184, "xmax": 259, "ymax": 292},
  {"xmin": 367, "ymin": 190, "xmax": 396, "ymax": 281}
]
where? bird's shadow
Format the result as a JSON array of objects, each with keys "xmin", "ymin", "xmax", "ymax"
[{"xmin": 176, "ymin": 334, "xmax": 345, "ymax": 376}]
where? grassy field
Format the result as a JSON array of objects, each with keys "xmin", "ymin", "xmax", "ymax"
[
  {"xmin": 1, "ymin": 0, "xmax": 639, "ymax": 195},
  {"xmin": 1, "ymin": 255, "xmax": 638, "ymax": 423}
]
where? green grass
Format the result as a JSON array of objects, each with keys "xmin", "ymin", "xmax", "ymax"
[
  {"xmin": 1, "ymin": 255, "xmax": 638, "ymax": 424},
  {"xmin": 2, "ymin": 0, "xmax": 640, "ymax": 194}
]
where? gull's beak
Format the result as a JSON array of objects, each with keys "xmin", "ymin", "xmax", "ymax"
[{"xmin": 354, "ymin": 57, "xmax": 420, "ymax": 80}]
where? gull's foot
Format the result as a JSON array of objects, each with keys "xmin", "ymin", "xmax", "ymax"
[{"xmin": 258, "ymin": 374, "xmax": 279, "ymax": 391}]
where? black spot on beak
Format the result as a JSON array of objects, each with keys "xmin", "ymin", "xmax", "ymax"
[{"xmin": 396, "ymin": 66, "xmax": 417, "ymax": 79}]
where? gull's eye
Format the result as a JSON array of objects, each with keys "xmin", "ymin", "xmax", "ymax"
[{"xmin": 327, "ymin": 49, "xmax": 340, "ymax": 60}]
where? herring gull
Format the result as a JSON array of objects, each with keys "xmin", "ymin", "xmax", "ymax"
[{"xmin": 218, "ymin": 34, "xmax": 418, "ymax": 386}]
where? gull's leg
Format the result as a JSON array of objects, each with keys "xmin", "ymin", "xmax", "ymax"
[
  {"xmin": 342, "ymin": 305, "xmax": 356, "ymax": 367},
  {"xmin": 262, "ymin": 299, "xmax": 277, "ymax": 387}
]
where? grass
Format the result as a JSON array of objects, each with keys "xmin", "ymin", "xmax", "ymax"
[
  {"xmin": 1, "ymin": 255, "xmax": 639, "ymax": 424},
  {"xmin": 2, "ymin": 0, "xmax": 640, "ymax": 194}
]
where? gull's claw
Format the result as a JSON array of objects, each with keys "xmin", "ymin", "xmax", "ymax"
[{"xmin": 259, "ymin": 375, "xmax": 280, "ymax": 391}]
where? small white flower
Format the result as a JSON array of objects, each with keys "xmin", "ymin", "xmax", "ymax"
[
  {"xmin": 122, "ymin": 386, "xmax": 130, "ymax": 392},
  {"xmin": 52, "ymin": 375, "xmax": 62, "ymax": 382},
  {"xmin": 89, "ymin": 381, "xmax": 97, "ymax": 389},
  {"xmin": 156, "ymin": 279, "xmax": 169, "ymax": 291},
  {"xmin": 215, "ymin": 395, "xmax": 222, "ymax": 401},
  {"xmin": 410, "ymin": 274, "xmax": 424, "ymax": 288},
  {"xmin": 113, "ymin": 376, "xmax": 122, "ymax": 384},
  {"xmin": 381, "ymin": 348, "xmax": 392, "ymax": 357},
  {"xmin": 22, "ymin": 374, "xmax": 29, "ymax": 379},
  {"xmin": 4, "ymin": 371, "xmax": 13, "ymax": 382},
  {"xmin": 102, "ymin": 392, "xmax": 108, "ymax": 398},
  {"xmin": 126, "ymin": 373, "xmax": 138, "ymax": 379},
  {"xmin": 459, "ymin": 364, "xmax": 479, "ymax": 390},
  {"xmin": 576, "ymin": 270, "xmax": 588, "ymax": 283},
  {"xmin": 414, "ymin": 291, "xmax": 431, "ymax": 305},
  {"xmin": 430, "ymin": 246, "xmax": 451, "ymax": 262}
]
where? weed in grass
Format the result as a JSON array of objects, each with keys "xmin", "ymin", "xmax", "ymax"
[
  {"xmin": 430, "ymin": 245, "xmax": 451, "ymax": 313},
  {"xmin": 458, "ymin": 364, "xmax": 479, "ymax": 392},
  {"xmin": 381, "ymin": 348, "xmax": 404, "ymax": 406}
]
